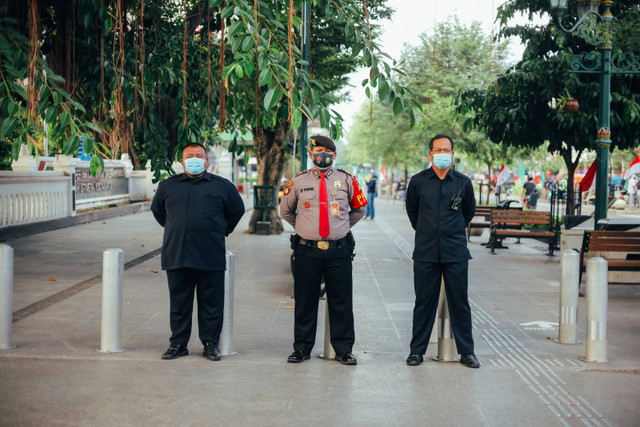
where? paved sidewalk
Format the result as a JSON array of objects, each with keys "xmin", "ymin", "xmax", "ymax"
[{"xmin": 1, "ymin": 198, "xmax": 639, "ymax": 426}]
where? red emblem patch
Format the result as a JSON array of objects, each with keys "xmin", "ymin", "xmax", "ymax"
[
  {"xmin": 303, "ymin": 201, "xmax": 311, "ymax": 209},
  {"xmin": 351, "ymin": 176, "xmax": 368, "ymax": 208},
  {"xmin": 284, "ymin": 186, "xmax": 290, "ymax": 195}
]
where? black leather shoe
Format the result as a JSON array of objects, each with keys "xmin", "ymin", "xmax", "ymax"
[
  {"xmin": 287, "ymin": 350, "xmax": 310, "ymax": 363},
  {"xmin": 203, "ymin": 341, "xmax": 221, "ymax": 361},
  {"xmin": 460, "ymin": 354, "xmax": 480, "ymax": 368},
  {"xmin": 161, "ymin": 343, "xmax": 189, "ymax": 360},
  {"xmin": 335, "ymin": 352, "xmax": 357, "ymax": 365},
  {"xmin": 406, "ymin": 354, "xmax": 424, "ymax": 366}
]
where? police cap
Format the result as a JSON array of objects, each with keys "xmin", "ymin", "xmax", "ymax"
[{"xmin": 309, "ymin": 135, "xmax": 336, "ymax": 152}]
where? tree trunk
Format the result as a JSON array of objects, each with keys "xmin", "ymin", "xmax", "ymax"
[{"xmin": 247, "ymin": 120, "xmax": 292, "ymax": 234}]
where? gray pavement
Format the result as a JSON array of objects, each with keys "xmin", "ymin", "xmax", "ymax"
[{"xmin": 1, "ymin": 198, "xmax": 639, "ymax": 426}]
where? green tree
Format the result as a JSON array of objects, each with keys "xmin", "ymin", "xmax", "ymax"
[
  {"xmin": 1, "ymin": 0, "xmax": 422, "ymax": 234},
  {"xmin": 346, "ymin": 18, "xmax": 511, "ymax": 177},
  {"xmin": 457, "ymin": 0, "xmax": 640, "ymax": 214}
]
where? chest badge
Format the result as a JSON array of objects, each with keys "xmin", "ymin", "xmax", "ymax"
[
  {"xmin": 303, "ymin": 201, "xmax": 311, "ymax": 209},
  {"xmin": 334, "ymin": 180, "xmax": 341, "ymax": 189}
]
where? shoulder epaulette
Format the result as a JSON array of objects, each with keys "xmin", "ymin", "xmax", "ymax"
[
  {"xmin": 336, "ymin": 168, "xmax": 352, "ymax": 177},
  {"xmin": 294, "ymin": 170, "xmax": 309, "ymax": 177}
]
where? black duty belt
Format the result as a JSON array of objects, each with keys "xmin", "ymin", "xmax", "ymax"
[{"xmin": 299, "ymin": 236, "xmax": 348, "ymax": 250}]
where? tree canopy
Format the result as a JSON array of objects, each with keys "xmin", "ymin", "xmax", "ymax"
[
  {"xmin": 1, "ymin": 0, "xmax": 425, "ymax": 233},
  {"xmin": 0, "ymin": 0, "xmax": 420, "ymax": 174},
  {"xmin": 456, "ymin": 0, "xmax": 640, "ymax": 207},
  {"xmin": 344, "ymin": 17, "xmax": 512, "ymax": 177}
]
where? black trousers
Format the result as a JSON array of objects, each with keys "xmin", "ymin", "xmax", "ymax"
[
  {"xmin": 166, "ymin": 268, "xmax": 225, "ymax": 346},
  {"xmin": 410, "ymin": 260, "xmax": 474, "ymax": 356},
  {"xmin": 293, "ymin": 243, "xmax": 354, "ymax": 356}
]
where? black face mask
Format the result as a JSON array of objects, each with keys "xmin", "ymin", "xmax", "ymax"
[{"xmin": 311, "ymin": 152, "xmax": 334, "ymax": 169}]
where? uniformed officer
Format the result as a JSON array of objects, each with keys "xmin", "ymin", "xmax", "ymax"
[
  {"xmin": 280, "ymin": 135, "xmax": 367, "ymax": 365},
  {"xmin": 405, "ymin": 134, "xmax": 480, "ymax": 368}
]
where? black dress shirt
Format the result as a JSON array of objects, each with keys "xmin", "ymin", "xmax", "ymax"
[
  {"xmin": 151, "ymin": 172, "xmax": 245, "ymax": 271},
  {"xmin": 406, "ymin": 167, "xmax": 475, "ymax": 263}
]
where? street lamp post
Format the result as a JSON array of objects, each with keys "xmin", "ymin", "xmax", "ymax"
[
  {"xmin": 548, "ymin": 0, "xmax": 640, "ymax": 229},
  {"xmin": 423, "ymin": 137, "xmax": 429, "ymax": 170},
  {"xmin": 299, "ymin": 1, "xmax": 310, "ymax": 171}
]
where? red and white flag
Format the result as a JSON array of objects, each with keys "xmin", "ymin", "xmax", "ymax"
[
  {"xmin": 579, "ymin": 160, "xmax": 597, "ymax": 192},
  {"xmin": 623, "ymin": 155, "xmax": 640, "ymax": 180},
  {"xmin": 496, "ymin": 164, "xmax": 510, "ymax": 187}
]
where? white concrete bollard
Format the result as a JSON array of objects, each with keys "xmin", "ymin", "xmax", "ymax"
[
  {"xmin": 219, "ymin": 251, "xmax": 236, "ymax": 356},
  {"xmin": 435, "ymin": 279, "xmax": 456, "ymax": 362},
  {"xmin": 319, "ymin": 303, "xmax": 336, "ymax": 359},
  {"xmin": 0, "ymin": 244, "xmax": 16, "ymax": 350},
  {"xmin": 556, "ymin": 250, "xmax": 581, "ymax": 344},
  {"xmin": 99, "ymin": 248, "xmax": 125, "ymax": 353},
  {"xmin": 584, "ymin": 257, "xmax": 608, "ymax": 362},
  {"xmin": 429, "ymin": 305, "xmax": 438, "ymax": 344}
]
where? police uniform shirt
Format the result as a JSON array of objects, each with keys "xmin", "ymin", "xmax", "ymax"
[
  {"xmin": 406, "ymin": 167, "xmax": 475, "ymax": 263},
  {"xmin": 151, "ymin": 172, "xmax": 245, "ymax": 271},
  {"xmin": 280, "ymin": 167, "xmax": 366, "ymax": 240}
]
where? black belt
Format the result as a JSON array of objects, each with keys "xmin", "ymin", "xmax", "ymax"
[{"xmin": 299, "ymin": 236, "xmax": 348, "ymax": 250}]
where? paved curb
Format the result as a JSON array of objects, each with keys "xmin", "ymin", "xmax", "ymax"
[{"xmin": 0, "ymin": 201, "xmax": 152, "ymax": 242}]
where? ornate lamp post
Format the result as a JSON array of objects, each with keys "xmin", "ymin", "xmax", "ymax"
[
  {"xmin": 299, "ymin": 1, "xmax": 310, "ymax": 171},
  {"xmin": 548, "ymin": 0, "xmax": 640, "ymax": 228}
]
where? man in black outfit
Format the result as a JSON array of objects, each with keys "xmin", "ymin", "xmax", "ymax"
[
  {"xmin": 151, "ymin": 143, "xmax": 244, "ymax": 361},
  {"xmin": 405, "ymin": 134, "xmax": 480, "ymax": 368}
]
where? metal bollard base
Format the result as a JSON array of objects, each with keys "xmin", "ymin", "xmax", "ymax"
[
  {"xmin": 553, "ymin": 338, "xmax": 582, "ymax": 345},
  {"xmin": 581, "ymin": 357, "xmax": 610, "ymax": 363},
  {"xmin": 583, "ymin": 340, "xmax": 609, "ymax": 363},
  {"xmin": 433, "ymin": 338, "xmax": 457, "ymax": 362},
  {"xmin": 318, "ymin": 353, "xmax": 335, "ymax": 360},
  {"xmin": 0, "ymin": 344, "xmax": 16, "ymax": 350},
  {"xmin": 97, "ymin": 347, "xmax": 126, "ymax": 353},
  {"xmin": 555, "ymin": 325, "xmax": 582, "ymax": 344},
  {"xmin": 432, "ymin": 356, "xmax": 457, "ymax": 362}
]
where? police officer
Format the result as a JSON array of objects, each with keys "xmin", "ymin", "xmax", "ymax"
[
  {"xmin": 280, "ymin": 135, "xmax": 367, "ymax": 365},
  {"xmin": 405, "ymin": 134, "xmax": 479, "ymax": 368}
]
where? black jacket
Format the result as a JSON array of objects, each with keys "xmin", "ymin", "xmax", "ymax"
[
  {"xmin": 406, "ymin": 167, "xmax": 475, "ymax": 263},
  {"xmin": 151, "ymin": 172, "xmax": 245, "ymax": 271}
]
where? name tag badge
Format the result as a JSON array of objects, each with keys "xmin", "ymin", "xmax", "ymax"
[{"xmin": 330, "ymin": 201, "xmax": 339, "ymax": 215}]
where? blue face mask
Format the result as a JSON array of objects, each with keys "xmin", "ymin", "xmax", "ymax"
[
  {"xmin": 312, "ymin": 152, "xmax": 334, "ymax": 169},
  {"xmin": 432, "ymin": 153, "xmax": 452, "ymax": 169},
  {"xmin": 184, "ymin": 157, "xmax": 206, "ymax": 175}
]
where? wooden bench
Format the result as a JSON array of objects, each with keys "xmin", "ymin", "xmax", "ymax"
[
  {"xmin": 579, "ymin": 231, "xmax": 640, "ymax": 283},
  {"xmin": 467, "ymin": 206, "xmax": 494, "ymax": 241},
  {"xmin": 489, "ymin": 210, "xmax": 557, "ymax": 255},
  {"xmin": 468, "ymin": 203, "xmax": 523, "ymax": 242}
]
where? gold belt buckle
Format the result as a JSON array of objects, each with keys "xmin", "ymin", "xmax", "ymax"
[{"xmin": 317, "ymin": 241, "xmax": 329, "ymax": 250}]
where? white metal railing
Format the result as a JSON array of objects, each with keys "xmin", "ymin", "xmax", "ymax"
[{"xmin": 0, "ymin": 171, "xmax": 73, "ymax": 228}]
